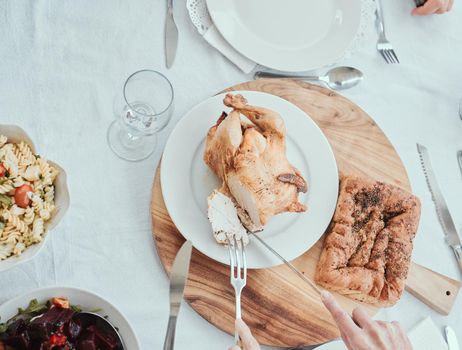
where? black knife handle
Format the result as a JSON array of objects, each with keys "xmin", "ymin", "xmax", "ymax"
[{"xmin": 414, "ymin": 0, "xmax": 427, "ymax": 7}]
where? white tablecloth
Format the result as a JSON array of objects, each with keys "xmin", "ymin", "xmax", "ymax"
[{"xmin": 0, "ymin": 1, "xmax": 461, "ymax": 349}]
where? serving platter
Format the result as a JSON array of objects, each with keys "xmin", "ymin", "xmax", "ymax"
[
  {"xmin": 152, "ymin": 80, "xmax": 461, "ymax": 347},
  {"xmin": 161, "ymin": 91, "xmax": 339, "ymax": 269},
  {"xmin": 206, "ymin": 0, "xmax": 361, "ymax": 72}
]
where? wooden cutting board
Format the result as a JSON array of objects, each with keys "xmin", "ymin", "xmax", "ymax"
[{"xmin": 151, "ymin": 80, "xmax": 460, "ymax": 347}]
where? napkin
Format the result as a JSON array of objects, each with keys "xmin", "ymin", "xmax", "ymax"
[
  {"xmin": 203, "ymin": 25, "xmax": 257, "ymax": 74},
  {"xmin": 408, "ymin": 317, "xmax": 449, "ymax": 350}
]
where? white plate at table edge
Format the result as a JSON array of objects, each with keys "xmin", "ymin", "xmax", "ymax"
[
  {"xmin": 161, "ymin": 91, "xmax": 338, "ymax": 269},
  {"xmin": 206, "ymin": 0, "xmax": 361, "ymax": 72},
  {"xmin": 0, "ymin": 286, "xmax": 140, "ymax": 350}
]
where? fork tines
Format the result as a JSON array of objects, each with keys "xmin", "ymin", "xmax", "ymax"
[
  {"xmin": 379, "ymin": 48, "xmax": 399, "ymax": 64},
  {"xmin": 227, "ymin": 236, "xmax": 247, "ymax": 345},
  {"xmin": 227, "ymin": 236, "xmax": 247, "ymax": 283},
  {"xmin": 377, "ymin": 38, "xmax": 400, "ymax": 64}
]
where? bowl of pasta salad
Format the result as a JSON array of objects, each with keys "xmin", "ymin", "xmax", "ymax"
[{"xmin": 0, "ymin": 124, "xmax": 69, "ymax": 272}]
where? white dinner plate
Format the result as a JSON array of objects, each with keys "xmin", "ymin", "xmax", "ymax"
[
  {"xmin": 206, "ymin": 0, "xmax": 361, "ymax": 72},
  {"xmin": 0, "ymin": 286, "xmax": 140, "ymax": 349},
  {"xmin": 161, "ymin": 91, "xmax": 338, "ymax": 269}
]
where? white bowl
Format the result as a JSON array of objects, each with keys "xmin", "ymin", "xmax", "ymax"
[
  {"xmin": 0, "ymin": 286, "xmax": 140, "ymax": 349},
  {"xmin": 0, "ymin": 124, "xmax": 70, "ymax": 272}
]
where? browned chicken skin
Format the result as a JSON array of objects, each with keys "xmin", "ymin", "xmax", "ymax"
[{"xmin": 204, "ymin": 93, "xmax": 307, "ymax": 231}]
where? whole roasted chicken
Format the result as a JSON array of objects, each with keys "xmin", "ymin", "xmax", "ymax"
[{"xmin": 204, "ymin": 94, "xmax": 307, "ymax": 234}]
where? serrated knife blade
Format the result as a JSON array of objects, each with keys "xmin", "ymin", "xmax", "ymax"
[
  {"xmin": 417, "ymin": 144, "xmax": 462, "ymax": 273},
  {"xmin": 163, "ymin": 240, "xmax": 192, "ymax": 350},
  {"xmin": 165, "ymin": 1, "xmax": 178, "ymax": 69}
]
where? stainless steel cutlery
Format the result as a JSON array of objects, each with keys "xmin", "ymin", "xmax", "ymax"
[
  {"xmin": 417, "ymin": 144, "xmax": 462, "ymax": 274},
  {"xmin": 375, "ymin": 0, "xmax": 399, "ymax": 64},
  {"xmin": 254, "ymin": 66, "xmax": 363, "ymax": 90},
  {"xmin": 227, "ymin": 236, "xmax": 247, "ymax": 345},
  {"xmin": 165, "ymin": 0, "xmax": 178, "ymax": 68},
  {"xmin": 458, "ymin": 150, "xmax": 462, "ymax": 177},
  {"xmin": 163, "ymin": 240, "xmax": 193, "ymax": 350},
  {"xmin": 250, "ymin": 233, "xmax": 321, "ymax": 294},
  {"xmin": 458, "ymin": 98, "xmax": 462, "ymax": 120}
]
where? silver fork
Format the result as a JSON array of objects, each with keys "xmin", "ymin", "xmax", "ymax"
[
  {"xmin": 227, "ymin": 236, "xmax": 247, "ymax": 345},
  {"xmin": 375, "ymin": 0, "xmax": 399, "ymax": 64}
]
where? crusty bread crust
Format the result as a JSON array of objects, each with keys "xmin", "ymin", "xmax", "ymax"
[{"xmin": 315, "ymin": 175, "xmax": 421, "ymax": 307}]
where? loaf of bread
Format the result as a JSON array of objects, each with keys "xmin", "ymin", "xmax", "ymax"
[{"xmin": 315, "ymin": 175, "xmax": 421, "ymax": 306}]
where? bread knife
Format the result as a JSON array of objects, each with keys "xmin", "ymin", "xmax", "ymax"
[{"xmin": 417, "ymin": 144, "xmax": 462, "ymax": 274}]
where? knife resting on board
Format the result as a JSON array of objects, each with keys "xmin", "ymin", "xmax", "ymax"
[
  {"xmin": 253, "ymin": 232, "xmax": 460, "ymax": 315},
  {"xmin": 163, "ymin": 240, "xmax": 193, "ymax": 350}
]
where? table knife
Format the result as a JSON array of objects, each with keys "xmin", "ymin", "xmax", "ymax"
[
  {"xmin": 445, "ymin": 326, "xmax": 460, "ymax": 350},
  {"xmin": 417, "ymin": 144, "xmax": 462, "ymax": 274},
  {"xmin": 165, "ymin": 0, "xmax": 178, "ymax": 68},
  {"xmin": 457, "ymin": 150, "xmax": 462, "ymax": 177},
  {"xmin": 250, "ymin": 233, "xmax": 321, "ymax": 294},
  {"xmin": 163, "ymin": 240, "xmax": 193, "ymax": 350}
]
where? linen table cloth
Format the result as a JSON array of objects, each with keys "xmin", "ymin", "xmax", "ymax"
[{"xmin": 0, "ymin": 1, "xmax": 461, "ymax": 349}]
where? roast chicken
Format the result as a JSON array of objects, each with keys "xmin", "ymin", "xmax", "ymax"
[{"xmin": 204, "ymin": 93, "xmax": 307, "ymax": 232}]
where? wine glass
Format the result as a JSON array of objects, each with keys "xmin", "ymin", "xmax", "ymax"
[{"xmin": 107, "ymin": 69, "xmax": 174, "ymax": 161}]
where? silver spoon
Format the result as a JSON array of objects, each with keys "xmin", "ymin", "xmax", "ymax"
[
  {"xmin": 74, "ymin": 312, "xmax": 125, "ymax": 349},
  {"xmin": 254, "ymin": 66, "xmax": 363, "ymax": 90}
]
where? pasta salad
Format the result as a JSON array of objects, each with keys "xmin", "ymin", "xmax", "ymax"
[{"xmin": 0, "ymin": 135, "xmax": 58, "ymax": 260}]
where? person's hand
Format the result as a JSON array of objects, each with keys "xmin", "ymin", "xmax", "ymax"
[
  {"xmin": 411, "ymin": 0, "xmax": 453, "ymax": 16},
  {"xmin": 228, "ymin": 319, "xmax": 261, "ymax": 350},
  {"xmin": 321, "ymin": 291, "xmax": 412, "ymax": 350}
]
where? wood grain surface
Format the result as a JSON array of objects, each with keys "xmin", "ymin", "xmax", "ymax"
[
  {"xmin": 406, "ymin": 263, "xmax": 460, "ymax": 315},
  {"xmin": 151, "ymin": 80, "xmax": 460, "ymax": 347}
]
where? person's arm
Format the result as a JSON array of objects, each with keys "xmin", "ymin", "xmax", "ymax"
[
  {"xmin": 227, "ymin": 292, "xmax": 411, "ymax": 350},
  {"xmin": 412, "ymin": 0, "xmax": 453, "ymax": 15},
  {"xmin": 321, "ymin": 291, "xmax": 412, "ymax": 350}
]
